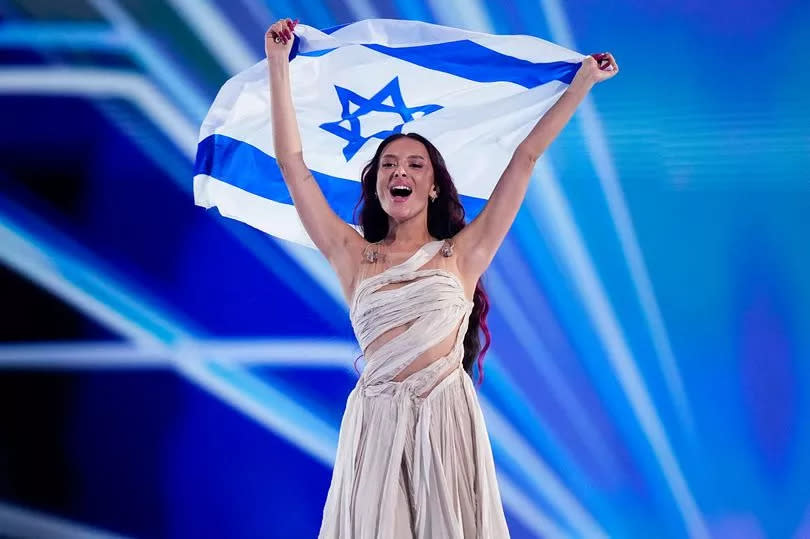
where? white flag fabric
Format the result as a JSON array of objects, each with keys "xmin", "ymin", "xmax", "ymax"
[{"xmin": 193, "ymin": 19, "xmax": 584, "ymax": 248}]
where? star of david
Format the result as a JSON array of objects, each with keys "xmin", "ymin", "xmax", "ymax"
[{"xmin": 319, "ymin": 77, "xmax": 442, "ymax": 161}]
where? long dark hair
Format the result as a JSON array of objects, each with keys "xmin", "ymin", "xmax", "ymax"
[{"xmin": 354, "ymin": 133, "xmax": 491, "ymax": 385}]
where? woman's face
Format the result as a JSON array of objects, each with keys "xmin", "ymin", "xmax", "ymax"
[{"xmin": 375, "ymin": 137, "xmax": 435, "ymax": 223}]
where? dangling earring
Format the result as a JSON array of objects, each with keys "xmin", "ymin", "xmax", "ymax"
[{"xmin": 429, "ymin": 187, "xmax": 439, "ymax": 202}]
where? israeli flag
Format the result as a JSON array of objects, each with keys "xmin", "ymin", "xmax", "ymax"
[{"xmin": 193, "ymin": 19, "xmax": 584, "ymax": 248}]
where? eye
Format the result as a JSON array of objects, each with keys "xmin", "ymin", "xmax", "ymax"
[
  {"xmin": 381, "ymin": 163, "xmax": 394, "ymax": 168},
  {"xmin": 409, "ymin": 163, "xmax": 423, "ymax": 168}
]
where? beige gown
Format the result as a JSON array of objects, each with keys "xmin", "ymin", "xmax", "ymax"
[{"xmin": 318, "ymin": 239, "xmax": 510, "ymax": 538}]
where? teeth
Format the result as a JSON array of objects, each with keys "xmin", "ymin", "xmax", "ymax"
[{"xmin": 390, "ymin": 185, "xmax": 412, "ymax": 196}]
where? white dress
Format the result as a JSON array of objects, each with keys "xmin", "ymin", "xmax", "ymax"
[{"xmin": 318, "ymin": 239, "xmax": 510, "ymax": 538}]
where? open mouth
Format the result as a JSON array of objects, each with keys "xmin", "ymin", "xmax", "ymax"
[{"xmin": 389, "ymin": 185, "xmax": 413, "ymax": 201}]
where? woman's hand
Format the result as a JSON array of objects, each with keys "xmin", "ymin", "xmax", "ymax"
[
  {"xmin": 265, "ymin": 18, "xmax": 298, "ymax": 59},
  {"xmin": 570, "ymin": 52, "xmax": 619, "ymax": 93}
]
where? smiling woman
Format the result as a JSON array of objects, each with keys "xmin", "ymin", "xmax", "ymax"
[
  {"xmin": 262, "ymin": 15, "xmax": 617, "ymax": 538},
  {"xmin": 353, "ymin": 131, "xmax": 489, "ymax": 379},
  {"xmin": 382, "ymin": 155, "xmax": 420, "ymax": 202},
  {"xmin": 375, "ymin": 139, "xmax": 437, "ymax": 218}
]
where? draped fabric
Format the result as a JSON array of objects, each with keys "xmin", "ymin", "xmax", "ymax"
[{"xmin": 319, "ymin": 240, "xmax": 509, "ymax": 538}]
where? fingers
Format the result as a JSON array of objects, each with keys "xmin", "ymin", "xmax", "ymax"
[
  {"xmin": 603, "ymin": 52, "xmax": 618, "ymax": 73},
  {"xmin": 267, "ymin": 18, "xmax": 298, "ymax": 45},
  {"xmin": 589, "ymin": 52, "xmax": 619, "ymax": 79},
  {"xmin": 591, "ymin": 52, "xmax": 610, "ymax": 70},
  {"xmin": 271, "ymin": 21, "xmax": 290, "ymax": 45}
]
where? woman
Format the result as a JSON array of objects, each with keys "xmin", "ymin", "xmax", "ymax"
[{"xmin": 265, "ymin": 18, "xmax": 618, "ymax": 538}]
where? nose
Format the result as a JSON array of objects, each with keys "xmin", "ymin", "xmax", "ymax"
[{"xmin": 393, "ymin": 164, "xmax": 407, "ymax": 177}]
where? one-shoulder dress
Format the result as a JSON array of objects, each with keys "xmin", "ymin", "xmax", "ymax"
[{"xmin": 318, "ymin": 239, "xmax": 510, "ymax": 538}]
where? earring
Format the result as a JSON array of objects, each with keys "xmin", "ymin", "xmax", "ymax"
[{"xmin": 429, "ymin": 189, "xmax": 438, "ymax": 202}]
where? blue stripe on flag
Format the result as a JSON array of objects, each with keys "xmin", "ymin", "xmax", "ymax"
[
  {"xmin": 292, "ymin": 39, "xmax": 580, "ymax": 88},
  {"xmin": 322, "ymin": 22, "xmax": 351, "ymax": 35},
  {"xmin": 364, "ymin": 41, "xmax": 579, "ymax": 88},
  {"xmin": 194, "ymin": 134, "xmax": 486, "ymax": 225}
]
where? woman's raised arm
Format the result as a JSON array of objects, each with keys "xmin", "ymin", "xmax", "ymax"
[
  {"xmin": 454, "ymin": 52, "xmax": 619, "ymax": 281},
  {"xmin": 265, "ymin": 19, "xmax": 366, "ymax": 282}
]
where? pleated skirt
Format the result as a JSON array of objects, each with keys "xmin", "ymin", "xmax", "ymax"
[{"xmin": 318, "ymin": 368, "xmax": 510, "ymax": 538}]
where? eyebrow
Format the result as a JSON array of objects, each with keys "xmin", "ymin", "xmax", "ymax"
[{"xmin": 381, "ymin": 154, "xmax": 426, "ymax": 160}]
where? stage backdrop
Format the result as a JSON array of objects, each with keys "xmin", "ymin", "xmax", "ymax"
[{"xmin": 1, "ymin": 1, "xmax": 808, "ymax": 538}]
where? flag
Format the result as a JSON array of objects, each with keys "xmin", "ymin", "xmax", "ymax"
[{"xmin": 193, "ymin": 19, "xmax": 584, "ymax": 248}]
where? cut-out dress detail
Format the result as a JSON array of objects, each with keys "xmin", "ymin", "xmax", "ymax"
[{"xmin": 318, "ymin": 240, "xmax": 510, "ymax": 538}]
